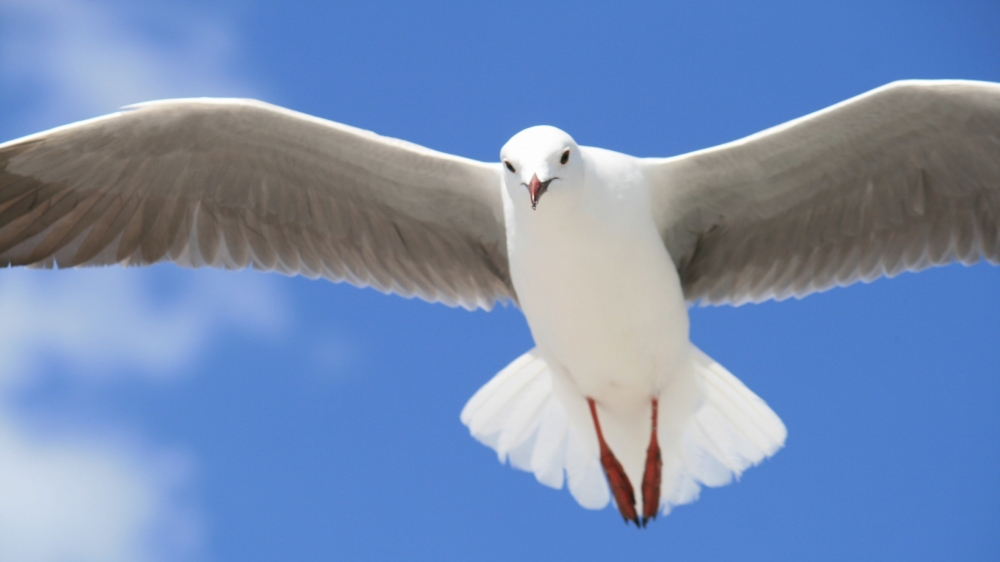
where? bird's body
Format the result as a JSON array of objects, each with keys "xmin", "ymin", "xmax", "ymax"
[
  {"xmin": 504, "ymin": 141, "xmax": 692, "ymax": 515},
  {"xmin": 1, "ymin": 79, "xmax": 998, "ymax": 524},
  {"xmin": 507, "ymin": 144, "xmax": 689, "ymax": 411},
  {"xmin": 489, "ymin": 128, "xmax": 787, "ymax": 522}
]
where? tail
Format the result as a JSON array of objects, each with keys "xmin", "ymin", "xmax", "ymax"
[
  {"xmin": 663, "ymin": 344, "xmax": 787, "ymax": 512},
  {"xmin": 459, "ymin": 349, "xmax": 610, "ymax": 509},
  {"xmin": 460, "ymin": 344, "xmax": 786, "ymax": 515}
]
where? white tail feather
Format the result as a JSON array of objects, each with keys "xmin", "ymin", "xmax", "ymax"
[
  {"xmin": 660, "ymin": 344, "xmax": 787, "ymax": 514},
  {"xmin": 460, "ymin": 348, "xmax": 610, "ymax": 509},
  {"xmin": 686, "ymin": 345, "xmax": 786, "ymax": 474},
  {"xmin": 461, "ymin": 345, "xmax": 786, "ymax": 515}
]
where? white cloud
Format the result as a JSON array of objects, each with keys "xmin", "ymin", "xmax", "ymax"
[
  {"xmin": 0, "ymin": 0, "xmax": 259, "ymax": 132},
  {"xmin": 0, "ymin": 268, "xmax": 286, "ymax": 390},
  {"xmin": 0, "ymin": 417, "xmax": 154, "ymax": 562},
  {"xmin": 0, "ymin": 268, "xmax": 287, "ymax": 390},
  {"xmin": 0, "ymin": 268, "xmax": 287, "ymax": 562},
  {"xmin": 0, "ymin": 1, "xmax": 275, "ymax": 560},
  {"xmin": 0, "ymin": 415, "xmax": 195, "ymax": 562}
]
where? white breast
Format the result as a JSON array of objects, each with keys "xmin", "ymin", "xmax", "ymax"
[{"xmin": 504, "ymin": 147, "xmax": 691, "ymax": 415}]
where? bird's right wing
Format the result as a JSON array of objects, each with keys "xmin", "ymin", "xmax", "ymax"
[
  {"xmin": 645, "ymin": 80, "xmax": 1000, "ymax": 306},
  {"xmin": 0, "ymin": 99, "xmax": 513, "ymax": 310}
]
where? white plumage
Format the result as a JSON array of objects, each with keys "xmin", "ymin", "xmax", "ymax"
[
  {"xmin": 1, "ymin": 79, "xmax": 998, "ymax": 523},
  {"xmin": 461, "ymin": 344, "xmax": 786, "ymax": 514}
]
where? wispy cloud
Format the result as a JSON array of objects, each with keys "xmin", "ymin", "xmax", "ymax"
[
  {"xmin": 0, "ymin": 411, "xmax": 196, "ymax": 562},
  {"xmin": 0, "ymin": 268, "xmax": 287, "ymax": 391},
  {"xmin": 0, "ymin": 0, "xmax": 259, "ymax": 133},
  {"xmin": 0, "ymin": 1, "xmax": 276, "ymax": 560},
  {"xmin": 0, "ymin": 268, "xmax": 286, "ymax": 562}
]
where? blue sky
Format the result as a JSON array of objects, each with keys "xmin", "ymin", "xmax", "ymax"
[{"xmin": 0, "ymin": 1, "xmax": 998, "ymax": 560}]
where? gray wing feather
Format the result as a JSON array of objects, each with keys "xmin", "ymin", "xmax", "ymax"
[
  {"xmin": 0, "ymin": 99, "xmax": 513, "ymax": 310},
  {"xmin": 646, "ymin": 80, "xmax": 1000, "ymax": 305}
]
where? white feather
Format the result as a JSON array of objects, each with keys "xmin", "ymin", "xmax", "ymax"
[
  {"xmin": 462, "ymin": 344, "xmax": 786, "ymax": 516},
  {"xmin": 461, "ymin": 348, "xmax": 610, "ymax": 508}
]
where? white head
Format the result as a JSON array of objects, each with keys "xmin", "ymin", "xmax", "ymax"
[{"xmin": 500, "ymin": 126, "xmax": 583, "ymax": 211}]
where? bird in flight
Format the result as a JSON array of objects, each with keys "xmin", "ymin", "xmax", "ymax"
[{"xmin": 1, "ymin": 80, "xmax": 997, "ymax": 527}]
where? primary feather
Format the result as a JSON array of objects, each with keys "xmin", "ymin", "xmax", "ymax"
[
  {"xmin": 647, "ymin": 80, "xmax": 1000, "ymax": 305},
  {"xmin": 0, "ymin": 99, "xmax": 513, "ymax": 310}
]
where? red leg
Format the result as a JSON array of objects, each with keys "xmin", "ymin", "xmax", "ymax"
[
  {"xmin": 587, "ymin": 398, "xmax": 639, "ymax": 527},
  {"xmin": 641, "ymin": 399, "xmax": 662, "ymax": 527}
]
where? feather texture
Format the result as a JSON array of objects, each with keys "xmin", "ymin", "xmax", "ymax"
[
  {"xmin": 462, "ymin": 345, "xmax": 785, "ymax": 515},
  {"xmin": 647, "ymin": 80, "xmax": 1000, "ymax": 305},
  {"xmin": 0, "ymin": 99, "xmax": 514, "ymax": 310},
  {"xmin": 460, "ymin": 349, "xmax": 611, "ymax": 509}
]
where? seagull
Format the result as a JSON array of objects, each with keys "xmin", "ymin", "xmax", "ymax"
[{"xmin": 1, "ymin": 80, "xmax": 998, "ymax": 526}]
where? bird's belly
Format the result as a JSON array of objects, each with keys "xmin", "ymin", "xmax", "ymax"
[{"xmin": 510, "ymin": 221, "xmax": 690, "ymax": 412}]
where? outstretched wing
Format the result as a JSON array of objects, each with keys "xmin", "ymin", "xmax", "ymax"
[
  {"xmin": 646, "ymin": 80, "xmax": 1000, "ymax": 305},
  {"xmin": 0, "ymin": 99, "xmax": 513, "ymax": 310}
]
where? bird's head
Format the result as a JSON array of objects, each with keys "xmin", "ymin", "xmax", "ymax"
[{"xmin": 500, "ymin": 126, "xmax": 582, "ymax": 211}]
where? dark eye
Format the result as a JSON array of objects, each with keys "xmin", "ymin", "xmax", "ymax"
[
  {"xmin": 560, "ymin": 149, "xmax": 570, "ymax": 165},
  {"xmin": 504, "ymin": 160, "xmax": 516, "ymax": 173}
]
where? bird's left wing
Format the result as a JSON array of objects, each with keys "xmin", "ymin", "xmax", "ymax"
[
  {"xmin": 0, "ymin": 99, "xmax": 513, "ymax": 310},
  {"xmin": 645, "ymin": 80, "xmax": 1000, "ymax": 305}
]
